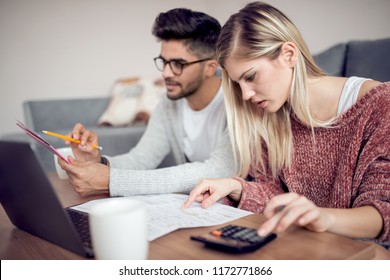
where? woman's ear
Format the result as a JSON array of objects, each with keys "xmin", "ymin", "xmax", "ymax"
[{"xmin": 280, "ymin": 42, "xmax": 298, "ymax": 68}]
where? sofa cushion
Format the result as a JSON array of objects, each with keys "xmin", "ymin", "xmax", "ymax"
[
  {"xmin": 345, "ymin": 38, "xmax": 390, "ymax": 82},
  {"xmin": 97, "ymin": 78, "xmax": 164, "ymax": 127},
  {"xmin": 313, "ymin": 43, "xmax": 347, "ymax": 76},
  {"xmin": 23, "ymin": 97, "xmax": 110, "ymax": 131}
]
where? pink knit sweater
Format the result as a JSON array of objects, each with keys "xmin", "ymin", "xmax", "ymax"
[{"xmin": 231, "ymin": 82, "xmax": 390, "ymax": 243}]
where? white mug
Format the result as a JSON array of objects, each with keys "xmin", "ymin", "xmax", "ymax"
[
  {"xmin": 89, "ymin": 199, "xmax": 149, "ymax": 260},
  {"xmin": 53, "ymin": 147, "xmax": 74, "ymax": 180}
]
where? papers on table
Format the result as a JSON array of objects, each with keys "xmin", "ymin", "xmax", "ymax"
[{"xmin": 70, "ymin": 193, "xmax": 253, "ymax": 241}]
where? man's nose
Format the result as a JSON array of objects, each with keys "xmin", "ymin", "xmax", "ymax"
[{"xmin": 162, "ymin": 63, "xmax": 175, "ymax": 78}]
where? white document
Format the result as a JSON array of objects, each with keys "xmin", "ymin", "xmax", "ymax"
[{"xmin": 70, "ymin": 193, "xmax": 253, "ymax": 241}]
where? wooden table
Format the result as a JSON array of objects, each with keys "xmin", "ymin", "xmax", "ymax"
[{"xmin": 0, "ymin": 173, "xmax": 377, "ymax": 260}]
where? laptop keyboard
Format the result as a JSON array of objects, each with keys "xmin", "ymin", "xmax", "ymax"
[{"xmin": 66, "ymin": 209, "xmax": 92, "ymax": 249}]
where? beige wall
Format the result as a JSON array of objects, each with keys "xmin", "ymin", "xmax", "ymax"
[{"xmin": 1, "ymin": 0, "xmax": 389, "ymax": 135}]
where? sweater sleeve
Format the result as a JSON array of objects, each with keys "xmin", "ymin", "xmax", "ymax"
[
  {"xmin": 354, "ymin": 158, "xmax": 390, "ymax": 243},
  {"xmin": 108, "ymin": 128, "xmax": 236, "ymax": 196},
  {"xmin": 223, "ymin": 171, "xmax": 286, "ymax": 213},
  {"xmin": 352, "ymin": 83, "xmax": 390, "ymax": 243}
]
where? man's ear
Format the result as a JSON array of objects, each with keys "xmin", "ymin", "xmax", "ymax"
[
  {"xmin": 204, "ymin": 59, "xmax": 219, "ymax": 77},
  {"xmin": 280, "ymin": 42, "xmax": 298, "ymax": 68}
]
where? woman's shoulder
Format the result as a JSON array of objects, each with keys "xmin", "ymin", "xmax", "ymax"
[
  {"xmin": 333, "ymin": 80, "xmax": 390, "ymax": 124},
  {"xmin": 359, "ymin": 81, "xmax": 390, "ymax": 121},
  {"xmin": 358, "ymin": 80, "xmax": 383, "ymax": 100}
]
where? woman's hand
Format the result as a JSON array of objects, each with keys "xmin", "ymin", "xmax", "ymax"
[
  {"xmin": 66, "ymin": 123, "xmax": 101, "ymax": 162},
  {"xmin": 183, "ymin": 178, "xmax": 243, "ymax": 208},
  {"xmin": 257, "ymin": 192, "xmax": 334, "ymax": 236}
]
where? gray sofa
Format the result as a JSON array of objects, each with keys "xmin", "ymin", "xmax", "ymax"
[
  {"xmin": 313, "ymin": 37, "xmax": 390, "ymax": 82},
  {"xmin": 2, "ymin": 37, "xmax": 389, "ymax": 171},
  {"xmin": 2, "ymin": 97, "xmax": 150, "ymax": 171}
]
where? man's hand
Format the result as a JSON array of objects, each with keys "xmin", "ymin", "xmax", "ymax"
[
  {"xmin": 58, "ymin": 156, "xmax": 110, "ymax": 197},
  {"xmin": 66, "ymin": 123, "xmax": 101, "ymax": 162}
]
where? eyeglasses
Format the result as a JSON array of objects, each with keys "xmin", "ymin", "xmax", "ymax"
[{"xmin": 153, "ymin": 56, "xmax": 212, "ymax": 75}]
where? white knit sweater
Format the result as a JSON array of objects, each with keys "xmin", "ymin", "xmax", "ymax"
[{"xmin": 107, "ymin": 94, "xmax": 236, "ymax": 196}]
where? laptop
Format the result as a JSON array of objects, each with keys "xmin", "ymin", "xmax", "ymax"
[{"xmin": 0, "ymin": 140, "xmax": 93, "ymax": 258}]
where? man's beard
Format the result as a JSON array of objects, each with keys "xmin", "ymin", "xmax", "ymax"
[{"xmin": 165, "ymin": 75, "xmax": 203, "ymax": 101}]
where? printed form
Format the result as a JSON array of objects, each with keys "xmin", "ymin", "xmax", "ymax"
[{"xmin": 70, "ymin": 193, "xmax": 253, "ymax": 241}]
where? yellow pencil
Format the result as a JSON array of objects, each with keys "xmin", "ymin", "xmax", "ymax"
[{"xmin": 42, "ymin": 130, "xmax": 102, "ymax": 150}]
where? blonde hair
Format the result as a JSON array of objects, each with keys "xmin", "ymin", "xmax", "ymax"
[{"xmin": 217, "ymin": 2, "xmax": 326, "ymax": 178}]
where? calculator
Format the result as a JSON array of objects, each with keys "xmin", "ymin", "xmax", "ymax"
[{"xmin": 190, "ymin": 224, "xmax": 277, "ymax": 253}]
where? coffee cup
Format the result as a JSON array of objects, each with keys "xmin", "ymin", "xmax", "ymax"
[
  {"xmin": 53, "ymin": 147, "xmax": 74, "ymax": 180},
  {"xmin": 89, "ymin": 199, "xmax": 149, "ymax": 260}
]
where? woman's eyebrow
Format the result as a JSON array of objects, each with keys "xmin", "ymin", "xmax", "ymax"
[
  {"xmin": 237, "ymin": 67, "xmax": 254, "ymax": 82},
  {"xmin": 231, "ymin": 67, "xmax": 254, "ymax": 83}
]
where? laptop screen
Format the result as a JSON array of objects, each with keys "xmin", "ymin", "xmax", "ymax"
[{"xmin": 0, "ymin": 140, "xmax": 92, "ymax": 257}]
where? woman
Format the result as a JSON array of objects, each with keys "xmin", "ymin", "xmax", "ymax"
[{"xmin": 184, "ymin": 1, "xmax": 390, "ymax": 248}]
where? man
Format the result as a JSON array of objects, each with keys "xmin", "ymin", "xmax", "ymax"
[{"xmin": 58, "ymin": 8, "xmax": 235, "ymax": 197}]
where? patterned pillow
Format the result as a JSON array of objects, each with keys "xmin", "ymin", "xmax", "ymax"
[{"xmin": 98, "ymin": 77, "xmax": 164, "ymax": 126}]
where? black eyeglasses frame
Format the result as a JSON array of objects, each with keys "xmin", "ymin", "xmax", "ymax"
[{"xmin": 153, "ymin": 56, "xmax": 212, "ymax": 75}]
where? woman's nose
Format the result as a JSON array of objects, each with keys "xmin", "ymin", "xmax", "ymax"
[{"xmin": 241, "ymin": 87, "xmax": 255, "ymax": 101}]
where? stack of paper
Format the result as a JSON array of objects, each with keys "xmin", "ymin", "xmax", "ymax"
[{"xmin": 70, "ymin": 193, "xmax": 253, "ymax": 241}]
